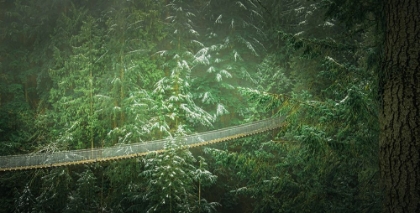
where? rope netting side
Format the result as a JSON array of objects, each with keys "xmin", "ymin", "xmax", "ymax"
[{"xmin": 0, "ymin": 117, "xmax": 285, "ymax": 171}]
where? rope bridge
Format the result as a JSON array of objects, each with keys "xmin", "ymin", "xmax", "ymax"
[{"xmin": 0, "ymin": 117, "xmax": 286, "ymax": 172}]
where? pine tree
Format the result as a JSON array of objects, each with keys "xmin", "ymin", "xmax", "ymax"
[
  {"xmin": 140, "ymin": 138, "xmax": 218, "ymax": 213},
  {"xmin": 65, "ymin": 166, "xmax": 100, "ymax": 213},
  {"xmin": 148, "ymin": 0, "xmax": 215, "ymax": 137},
  {"xmin": 322, "ymin": 0, "xmax": 420, "ymax": 211},
  {"xmin": 96, "ymin": 0, "xmax": 166, "ymax": 145},
  {"xmin": 47, "ymin": 10, "xmax": 104, "ymax": 150}
]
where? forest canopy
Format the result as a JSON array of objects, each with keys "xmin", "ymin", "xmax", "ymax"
[{"xmin": 2, "ymin": 0, "xmax": 413, "ymax": 212}]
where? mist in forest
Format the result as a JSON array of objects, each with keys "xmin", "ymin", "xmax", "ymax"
[{"xmin": 0, "ymin": 0, "xmax": 388, "ymax": 212}]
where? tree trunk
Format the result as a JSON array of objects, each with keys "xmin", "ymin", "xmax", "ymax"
[{"xmin": 380, "ymin": 0, "xmax": 420, "ymax": 212}]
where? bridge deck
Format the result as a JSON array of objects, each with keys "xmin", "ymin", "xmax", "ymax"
[{"xmin": 0, "ymin": 117, "xmax": 285, "ymax": 172}]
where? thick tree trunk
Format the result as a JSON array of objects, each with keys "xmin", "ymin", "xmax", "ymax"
[{"xmin": 380, "ymin": 0, "xmax": 420, "ymax": 212}]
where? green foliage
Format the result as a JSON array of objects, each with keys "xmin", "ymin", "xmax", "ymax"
[
  {"xmin": 14, "ymin": 184, "xmax": 36, "ymax": 213},
  {"xmin": 0, "ymin": 0, "xmax": 383, "ymax": 212},
  {"xmin": 94, "ymin": 0, "xmax": 167, "ymax": 145},
  {"xmin": 104, "ymin": 159, "xmax": 144, "ymax": 213},
  {"xmin": 140, "ymin": 138, "xmax": 218, "ymax": 213},
  {"xmin": 321, "ymin": 0, "xmax": 384, "ymax": 29},
  {"xmin": 64, "ymin": 166, "xmax": 101, "ymax": 213},
  {"xmin": 47, "ymin": 13, "xmax": 104, "ymax": 149},
  {"xmin": 33, "ymin": 168, "xmax": 73, "ymax": 212},
  {"xmin": 202, "ymin": 1, "xmax": 381, "ymax": 212}
]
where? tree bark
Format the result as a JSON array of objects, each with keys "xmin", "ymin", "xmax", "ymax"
[{"xmin": 380, "ymin": 0, "xmax": 420, "ymax": 212}]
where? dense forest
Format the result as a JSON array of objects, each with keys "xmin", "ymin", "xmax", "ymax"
[{"xmin": 0, "ymin": 0, "xmax": 418, "ymax": 212}]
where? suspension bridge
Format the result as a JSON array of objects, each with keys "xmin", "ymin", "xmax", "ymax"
[{"xmin": 0, "ymin": 117, "xmax": 286, "ymax": 172}]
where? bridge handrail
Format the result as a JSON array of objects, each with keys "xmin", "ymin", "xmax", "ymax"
[{"xmin": 0, "ymin": 116, "xmax": 285, "ymax": 171}]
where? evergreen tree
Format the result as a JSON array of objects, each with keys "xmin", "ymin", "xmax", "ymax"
[
  {"xmin": 140, "ymin": 138, "xmax": 218, "ymax": 213},
  {"xmin": 0, "ymin": 0, "xmax": 403, "ymax": 212},
  {"xmin": 96, "ymin": 0, "xmax": 165, "ymax": 145},
  {"xmin": 322, "ymin": 0, "xmax": 420, "ymax": 211},
  {"xmin": 0, "ymin": 0, "xmax": 59, "ymax": 154},
  {"xmin": 379, "ymin": 1, "xmax": 419, "ymax": 212},
  {"xmin": 65, "ymin": 166, "xmax": 101, "ymax": 213},
  {"xmin": 48, "ymin": 13, "xmax": 104, "ymax": 149},
  {"xmin": 33, "ymin": 168, "xmax": 73, "ymax": 212},
  {"xmin": 204, "ymin": 0, "xmax": 381, "ymax": 212},
  {"xmin": 194, "ymin": 0, "xmax": 269, "ymax": 126},
  {"xmin": 148, "ymin": 0, "xmax": 215, "ymax": 137}
]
